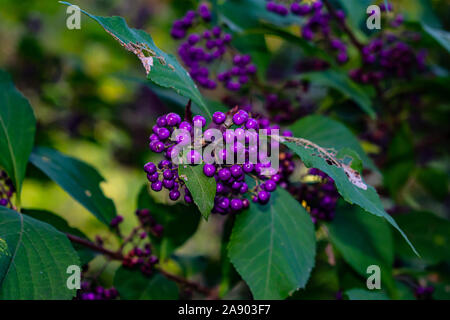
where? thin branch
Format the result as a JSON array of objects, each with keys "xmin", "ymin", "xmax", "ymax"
[
  {"xmin": 66, "ymin": 233, "xmax": 124, "ymax": 260},
  {"xmin": 66, "ymin": 232, "xmax": 217, "ymax": 297},
  {"xmin": 157, "ymin": 268, "xmax": 217, "ymax": 298},
  {"xmin": 323, "ymin": 0, "xmax": 364, "ymax": 52}
]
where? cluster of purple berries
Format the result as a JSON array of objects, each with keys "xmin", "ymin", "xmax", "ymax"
[
  {"xmin": 122, "ymin": 209, "xmax": 161, "ymax": 276},
  {"xmin": 170, "ymin": 4, "xmax": 211, "ymax": 39},
  {"xmin": 349, "ymin": 35, "xmax": 426, "ymax": 85},
  {"xmin": 291, "ymin": 168, "xmax": 338, "ymax": 223},
  {"xmin": 122, "ymin": 243, "xmax": 159, "ymax": 277},
  {"xmin": 172, "ymin": 3, "xmax": 256, "ymax": 91},
  {"xmin": 217, "ymin": 54, "xmax": 257, "ymax": 91},
  {"xmin": 77, "ymin": 282, "xmax": 119, "ymax": 300},
  {"xmin": 0, "ymin": 171, "xmax": 14, "ymax": 208},
  {"xmin": 266, "ymin": 1, "xmax": 349, "ymax": 64},
  {"xmin": 144, "ymin": 110, "xmax": 293, "ymax": 214}
]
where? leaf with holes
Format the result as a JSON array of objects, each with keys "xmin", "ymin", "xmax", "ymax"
[
  {"xmin": 0, "ymin": 206, "xmax": 79, "ymax": 299},
  {"xmin": 178, "ymin": 164, "xmax": 216, "ymax": 221},
  {"xmin": 60, "ymin": 2, "xmax": 211, "ymax": 119},
  {"xmin": 29, "ymin": 147, "xmax": 116, "ymax": 226},
  {"xmin": 288, "ymin": 115, "xmax": 376, "ymax": 171},
  {"xmin": 228, "ymin": 188, "xmax": 316, "ymax": 299},
  {"xmin": 114, "ymin": 267, "xmax": 179, "ymax": 300},
  {"xmin": 0, "ymin": 70, "xmax": 36, "ymax": 200},
  {"xmin": 280, "ymin": 136, "xmax": 418, "ymax": 256}
]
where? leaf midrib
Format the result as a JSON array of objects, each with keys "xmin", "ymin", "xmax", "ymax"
[{"xmin": 0, "ymin": 91, "xmax": 19, "ymax": 192}]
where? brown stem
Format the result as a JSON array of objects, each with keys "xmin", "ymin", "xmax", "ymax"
[
  {"xmin": 66, "ymin": 233, "xmax": 124, "ymax": 260},
  {"xmin": 323, "ymin": 0, "xmax": 364, "ymax": 52},
  {"xmin": 66, "ymin": 233, "xmax": 216, "ymax": 297},
  {"xmin": 157, "ymin": 268, "xmax": 217, "ymax": 298}
]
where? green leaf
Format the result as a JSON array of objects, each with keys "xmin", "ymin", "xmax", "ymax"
[
  {"xmin": 288, "ymin": 115, "xmax": 376, "ymax": 171},
  {"xmin": 416, "ymin": 167, "xmax": 449, "ymax": 201},
  {"xmin": 336, "ymin": 0, "xmax": 372, "ymax": 30},
  {"xmin": 22, "ymin": 209, "xmax": 95, "ymax": 265},
  {"xmin": 60, "ymin": 2, "xmax": 211, "ymax": 119},
  {"xmin": 345, "ymin": 288, "xmax": 390, "ymax": 300},
  {"xmin": 29, "ymin": 147, "xmax": 116, "ymax": 226},
  {"xmin": 0, "ymin": 70, "xmax": 36, "ymax": 200},
  {"xmin": 383, "ymin": 126, "xmax": 415, "ymax": 199},
  {"xmin": 137, "ymin": 185, "xmax": 201, "ymax": 260},
  {"xmin": 281, "ymin": 137, "xmax": 418, "ymax": 256},
  {"xmin": 219, "ymin": 0, "xmax": 302, "ymax": 28},
  {"xmin": 228, "ymin": 188, "xmax": 316, "ymax": 299},
  {"xmin": 422, "ymin": 24, "xmax": 450, "ymax": 54},
  {"xmin": 328, "ymin": 201, "xmax": 394, "ymax": 289},
  {"xmin": 0, "ymin": 206, "xmax": 79, "ymax": 299},
  {"xmin": 114, "ymin": 267, "xmax": 178, "ymax": 300},
  {"xmin": 178, "ymin": 164, "xmax": 216, "ymax": 221},
  {"xmin": 297, "ymin": 71, "xmax": 375, "ymax": 118},
  {"xmin": 394, "ymin": 211, "xmax": 450, "ymax": 265},
  {"xmin": 336, "ymin": 148, "xmax": 363, "ymax": 173}
]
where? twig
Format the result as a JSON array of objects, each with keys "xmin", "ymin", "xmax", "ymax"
[
  {"xmin": 323, "ymin": 0, "xmax": 364, "ymax": 52},
  {"xmin": 66, "ymin": 233, "xmax": 216, "ymax": 297},
  {"xmin": 66, "ymin": 233, "xmax": 124, "ymax": 260},
  {"xmin": 157, "ymin": 268, "xmax": 217, "ymax": 298}
]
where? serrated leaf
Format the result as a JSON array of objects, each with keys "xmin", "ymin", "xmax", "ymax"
[
  {"xmin": 228, "ymin": 188, "xmax": 316, "ymax": 300},
  {"xmin": 137, "ymin": 185, "xmax": 201, "ymax": 260},
  {"xmin": 22, "ymin": 209, "xmax": 96, "ymax": 265},
  {"xmin": 60, "ymin": 2, "xmax": 211, "ymax": 119},
  {"xmin": 29, "ymin": 147, "xmax": 116, "ymax": 226},
  {"xmin": 0, "ymin": 70, "xmax": 36, "ymax": 200},
  {"xmin": 288, "ymin": 115, "xmax": 376, "ymax": 171},
  {"xmin": 281, "ymin": 137, "xmax": 418, "ymax": 256},
  {"xmin": 0, "ymin": 206, "xmax": 79, "ymax": 299},
  {"xmin": 328, "ymin": 201, "xmax": 394, "ymax": 289},
  {"xmin": 114, "ymin": 267, "xmax": 178, "ymax": 300},
  {"xmin": 178, "ymin": 164, "xmax": 216, "ymax": 221},
  {"xmin": 297, "ymin": 70, "xmax": 375, "ymax": 118},
  {"xmin": 345, "ymin": 288, "xmax": 390, "ymax": 300}
]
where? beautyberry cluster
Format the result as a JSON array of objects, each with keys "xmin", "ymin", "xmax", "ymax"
[
  {"xmin": 349, "ymin": 34, "xmax": 427, "ymax": 85},
  {"xmin": 77, "ymin": 281, "xmax": 119, "ymax": 300},
  {"xmin": 111, "ymin": 210, "xmax": 162, "ymax": 277},
  {"xmin": 291, "ymin": 168, "xmax": 338, "ymax": 223},
  {"xmin": 0, "ymin": 171, "xmax": 15, "ymax": 208},
  {"xmin": 217, "ymin": 54, "xmax": 257, "ymax": 91},
  {"xmin": 266, "ymin": 1, "xmax": 348, "ymax": 64},
  {"xmin": 172, "ymin": 3, "xmax": 256, "ymax": 90}
]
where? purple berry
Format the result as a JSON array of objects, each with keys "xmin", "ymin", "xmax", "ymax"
[
  {"xmin": 258, "ymin": 190, "xmax": 271, "ymax": 204},
  {"xmin": 212, "ymin": 111, "xmax": 226, "ymax": 124},
  {"xmin": 230, "ymin": 198, "xmax": 243, "ymax": 210},
  {"xmin": 144, "ymin": 162, "xmax": 157, "ymax": 174},
  {"xmin": 169, "ymin": 190, "xmax": 181, "ymax": 201},
  {"xmin": 218, "ymin": 168, "xmax": 231, "ymax": 181},
  {"xmin": 193, "ymin": 115, "xmax": 206, "ymax": 127},
  {"xmin": 151, "ymin": 181, "xmax": 163, "ymax": 192},
  {"xmin": 203, "ymin": 164, "xmax": 216, "ymax": 177}
]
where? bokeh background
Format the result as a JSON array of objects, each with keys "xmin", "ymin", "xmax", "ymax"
[{"xmin": 0, "ymin": 0, "xmax": 449, "ymax": 297}]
